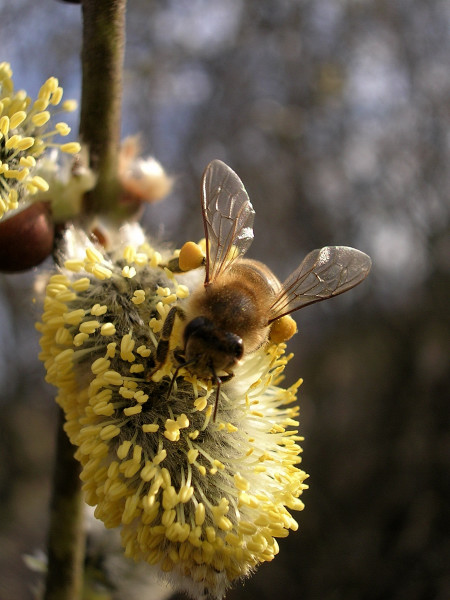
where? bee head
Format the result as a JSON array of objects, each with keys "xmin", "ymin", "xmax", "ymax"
[{"xmin": 183, "ymin": 316, "xmax": 243, "ymax": 377}]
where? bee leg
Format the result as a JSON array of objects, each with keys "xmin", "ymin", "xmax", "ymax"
[
  {"xmin": 147, "ymin": 305, "xmax": 185, "ymax": 380},
  {"xmin": 157, "ymin": 305, "xmax": 179, "ymax": 363}
]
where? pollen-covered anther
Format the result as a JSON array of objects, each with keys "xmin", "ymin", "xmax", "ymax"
[
  {"xmin": 102, "ymin": 370, "xmax": 124, "ymax": 386},
  {"xmin": 120, "ymin": 333, "xmax": 136, "ymax": 362},
  {"xmin": 91, "ymin": 303, "xmax": 107, "ymax": 316},
  {"xmin": 99, "ymin": 424, "xmax": 121, "ymax": 441},
  {"xmin": 64, "ymin": 259, "xmax": 84, "ymax": 272},
  {"xmin": 93, "ymin": 264, "xmax": 113, "ymax": 280},
  {"xmin": 91, "ymin": 357, "xmax": 111, "ymax": 375},
  {"xmin": 162, "ymin": 293, "xmax": 177, "ymax": 305},
  {"xmin": 73, "ymin": 332, "xmax": 89, "ymax": 346},
  {"xmin": 234, "ymin": 473, "xmax": 250, "ymax": 491},
  {"xmin": 61, "ymin": 142, "xmax": 81, "ymax": 154},
  {"xmin": 79, "ymin": 320, "xmax": 100, "ymax": 334},
  {"xmin": 71, "ymin": 277, "xmax": 90, "ymax": 292},
  {"xmin": 142, "ymin": 423, "xmax": 160, "ymax": 433},
  {"xmin": 123, "ymin": 404, "xmax": 142, "ymax": 416},
  {"xmin": 122, "ymin": 265, "xmax": 136, "ymax": 278},
  {"xmin": 164, "ymin": 413, "xmax": 190, "ymax": 442},
  {"xmin": 157, "ymin": 286, "xmax": 171, "ymax": 297},
  {"xmin": 149, "ymin": 317, "xmax": 163, "ymax": 333},
  {"xmin": 100, "ymin": 322, "xmax": 117, "ymax": 336},
  {"xmin": 132, "ymin": 289, "xmax": 146, "ymax": 304},
  {"xmin": 137, "ymin": 345, "xmax": 151, "ymax": 357}
]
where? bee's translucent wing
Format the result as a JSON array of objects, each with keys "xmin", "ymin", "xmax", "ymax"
[
  {"xmin": 269, "ymin": 246, "xmax": 372, "ymax": 322},
  {"xmin": 202, "ymin": 160, "xmax": 255, "ymax": 284}
]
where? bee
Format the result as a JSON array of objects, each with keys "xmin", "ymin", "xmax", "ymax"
[{"xmin": 154, "ymin": 159, "xmax": 372, "ymax": 420}]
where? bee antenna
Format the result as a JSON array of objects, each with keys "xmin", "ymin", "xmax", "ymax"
[
  {"xmin": 167, "ymin": 359, "xmax": 196, "ymax": 401},
  {"xmin": 210, "ymin": 365, "xmax": 221, "ymax": 422},
  {"xmin": 212, "ymin": 384, "xmax": 221, "ymax": 422}
]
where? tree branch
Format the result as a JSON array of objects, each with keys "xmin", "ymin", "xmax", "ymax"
[
  {"xmin": 43, "ymin": 409, "xmax": 85, "ymax": 600},
  {"xmin": 79, "ymin": 0, "xmax": 127, "ymax": 215}
]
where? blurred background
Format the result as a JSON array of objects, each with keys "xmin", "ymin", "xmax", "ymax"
[{"xmin": 0, "ymin": 0, "xmax": 449, "ymax": 598}]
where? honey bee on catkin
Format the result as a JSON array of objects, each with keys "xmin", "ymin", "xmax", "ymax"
[{"xmin": 154, "ymin": 159, "xmax": 372, "ymax": 420}]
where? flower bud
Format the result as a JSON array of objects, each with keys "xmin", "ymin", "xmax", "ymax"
[{"xmin": 0, "ymin": 202, "xmax": 54, "ymax": 272}]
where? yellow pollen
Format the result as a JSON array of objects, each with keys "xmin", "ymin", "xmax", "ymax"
[
  {"xmin": 106, "ymin": 342, "xmax": 117, "ymax": 357},
  {"xmin": 73, "ymin": 332, "xmax": 89, "ymax": 346},
  {"xmin": 9, "ymin": 111, "xmax": 27, "ymax": 128},
  {"xmin": 119, "ymin": 387, "xmax": 135, "ymax": 399},
  {"xmin": 64, "ymin": 259, "xmax": 84, "ymax": 272},
  {"xmin": 132, "ymin": 290, "xmax": 145, "ymax": 304},
  {"xmin": 187, "ymin": 449, "xmax": 199, "ymax": 464},
  {"xmin": 123, "ymin": 405, "xmax": 142, "ymax": 416},
  {"xmin": 54, "ymin": 348, "xmax": 74, "ymax": 364},
  {"xmin": 195, "ymin": 503, "xmax": 206, "ymax": 526},
  {"xmin": 79, "ymin": 320, "xmax": 100, "ymax": 334},
  {"xmin": 120, "ymin": 334, "xmax": 136, "ymax": 361},
  {"xmin": 150, "ymin": 251, "xmax": 162, "ymax": 267},
  {"xmin": 137, "ymin": 345, "xmax": 151, "ymax": 357},
  {"xmin": 176, "ymin": 285, "xmax": 190, "ymax": 298},
  {"xmin": 62, "ymin": 99, "xmax": 77, "ymax": 112},
  {"xmin": 234, "ymin": 473, "xmax": 250, "ymax": 491},
  {"xmin": 134, "ymin": 391, "xmax": 148, "ymax": 403},
  {"xmin": 91, "ymin": 358, "xmax": 111, "ymax": 375},
  {"xmin": 122, "ymin": 265, "xmax": 136, "ymax": 278},
  {"xmin": 102, "ymin": 370, "xmax": 123, "ymax": 386},
  {"xmin": 157, "ymin": 287, "xmax": 171, "ymax": 296},
  {"xmin": 101, "ymin": 323, "xmax": 116, "ymax": 336},
  {"xmin": 162, "ymin": 293, "xmax": 177, "ymax": 304},
  {"xmin": 71, "ymin": 278, "xmax": 90, "ymax": 292},
  {"xmin": 61, "ymin": 141, "xmax": 81, "ymax": 154},
  {"xmin": 31, "ymin": 111, "xmax": 51, "ymax": 126},
  {"xmin": 142, "ymin": 423, "xmax": 159, "ymax": 433},
  {"xmin": 91, "ymin": 304, "xmax": 107, "ymax": 316},
  {"xmin": 154, "ymin": 450, "xmax": 167, "ymax": 465},
  {"xmin": 55, "ymin": 122, "xmax": 71, "ymax": 136},
  {"xmin": 99, "ymin": 424, "xmax": 121, "ymax": 441},
  {"xmin": 86, "ymin": 247, "xmax": 104, "ymax": 263},
  {"xmin": 19, "ymin": 155, "xmax": 36, "ymax": 168},
  {"xmin": 117, "ymin": 441, "xmax": 132, "ymax": 459}
]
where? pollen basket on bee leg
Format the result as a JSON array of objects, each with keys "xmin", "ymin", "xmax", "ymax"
[
  {"xmin": 269, "ymin": 315, "xmax": 297, "ymax": 344},
  {"xmin": 178, "ymin": 241, "xmax": 205, "ymax": 271}
]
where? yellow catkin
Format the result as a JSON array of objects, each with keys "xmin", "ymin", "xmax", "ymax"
[{"xmin": 35, "ymin": 228, "xmax": 307, "ymax": 600}]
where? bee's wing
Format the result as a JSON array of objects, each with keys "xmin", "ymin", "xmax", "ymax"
[
  {"xmin": 202, "ymin": 159, "xmax": 255, "ymax": 284},
  {"xmin": 268, "ymin": 246, "xmax": 372, "ymax": 322}
]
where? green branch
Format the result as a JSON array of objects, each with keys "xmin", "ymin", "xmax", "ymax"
[
  {"xmin": 43, "ymin": 409, "xmax": 85, "ymax": 600},
  {"xmin": 79, "ymin": 0, "xmax": 127, "ymax": 215}
]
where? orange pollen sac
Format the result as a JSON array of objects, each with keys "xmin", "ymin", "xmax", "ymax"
[
  {"xmin": 269, "ymin": 315, "xmax": 297, "ymax": 344},
  {"xmin": 178, "ymin": 241, "xmax": 205, "ymax": 271}
]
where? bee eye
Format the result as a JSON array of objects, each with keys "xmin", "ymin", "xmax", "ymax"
[
  {"xmin": 184, "ymin": 316, "xmax": 212, "ymax": 341},
  {"xmin": 229, "ymin": 336, "xmax": 243, "ymax": 359}
]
